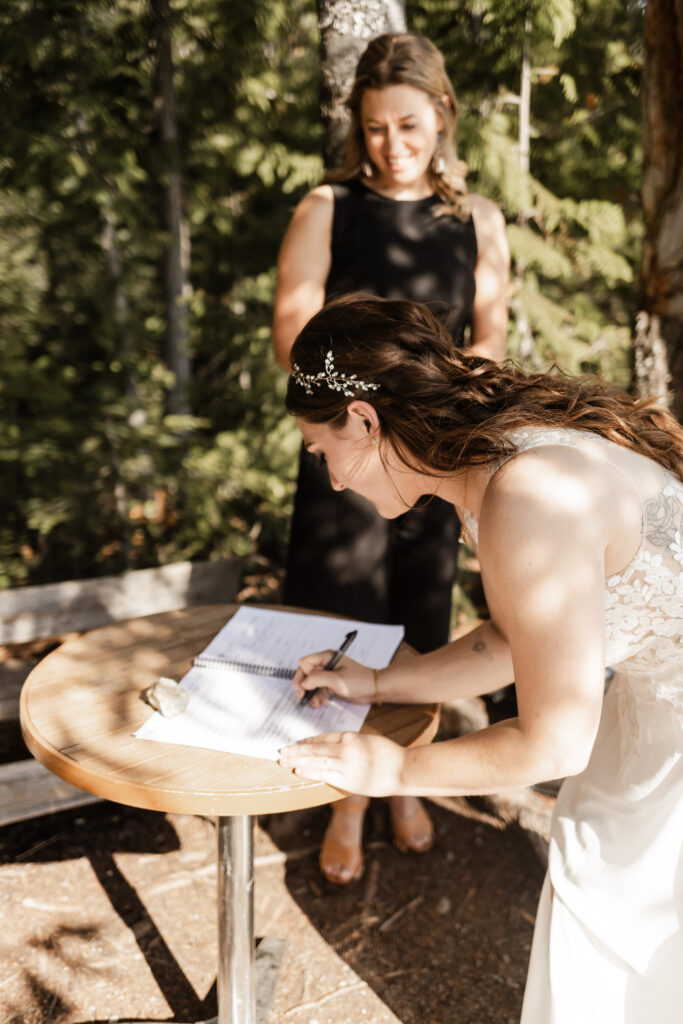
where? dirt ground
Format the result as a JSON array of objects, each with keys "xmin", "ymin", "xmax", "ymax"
[{"xmin": 1, "ymin": 738, "xmax": 550, "ymax": 1024}]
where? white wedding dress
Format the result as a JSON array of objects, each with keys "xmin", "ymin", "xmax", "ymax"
[{"xmin": 465, "ymin": 427, "xmax": 683, "ymax": 1023}]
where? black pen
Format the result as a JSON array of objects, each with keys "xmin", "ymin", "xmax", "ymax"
[{"xmin": 298, "ymin": 629, "xmax": 358, "ymax": 707}]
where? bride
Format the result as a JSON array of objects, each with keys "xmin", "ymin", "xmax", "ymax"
[{"xmin": 278, "ymin": 293, "xmax": 683, "ymax": 1023}]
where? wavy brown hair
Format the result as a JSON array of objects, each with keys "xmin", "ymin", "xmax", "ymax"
[
  {"xmin": 286, "ymin": 294, "xmax": 683, "ymax": 481},
  {"xmin": 325, "ymin": 33, "xmax": 469, "ymax": 220}
]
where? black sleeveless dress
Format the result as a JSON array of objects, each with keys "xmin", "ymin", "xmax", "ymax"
[{"xmin": 282, "ymin": 180, "xmax": 478, "ymax": 653}]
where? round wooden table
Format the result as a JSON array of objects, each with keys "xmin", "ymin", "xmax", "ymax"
[{"xmin": 20, "ymin": 603, "xmax": 438, "ymax": 1024}]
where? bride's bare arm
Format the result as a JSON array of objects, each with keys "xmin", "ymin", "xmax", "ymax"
[
  {"xmin": 378, "ymin": 618, "xmax": 514, "ymax": 702},
  {"xmin": 282, "ymin": 448, "xmax": 615, "ymax": 794},
  {"xmin": 394, "ymin": 450, "xmax": 611, "ymax": 792},
  {"xmin": 291, "ymin": 617, "xmax": 514, "ymax": 706}
]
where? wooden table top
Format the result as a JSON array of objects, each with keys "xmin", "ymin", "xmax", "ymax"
[{"xmin": 20, "ymin": 604, "xmax": 439, "ymax": 816}]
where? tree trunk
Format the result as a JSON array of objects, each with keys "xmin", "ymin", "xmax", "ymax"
[
  {"xmin": 634, "ymin": 0, "xmax": 683, "ymax": 417},
  {"xmin": 513, "ymin": 8, "xmax": 534, "ymax": 359},
  {"xmin": 316, "ymin": 0, "xmax": 406, "ymax": 169},
  {"xmin": 100, "ymin": 204, "xmax": 134, "ymax": 379},
  {"xmin": 519, "ymin": 8, "xmax": 531, "ymax": 179},
  {"xmin": 151, "ymin": 0, "xmax": 191, "ymax": 415}
]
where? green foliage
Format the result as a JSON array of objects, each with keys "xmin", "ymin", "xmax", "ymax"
[
  {"xmin": 0, "ymin": 0, "xmax": 320, "ymax": 587},
  {"xmin": 0, "ymin": 0, "xmax": 644, "ymax": 588},
  {"xmin": 409, "ymin": 0, "xmax": 642, "ymax": 388}
]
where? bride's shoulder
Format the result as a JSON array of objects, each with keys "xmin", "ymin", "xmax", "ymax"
[{"xmin": 480, "ymin": 439, "xmax": 608, "ymax": 545}]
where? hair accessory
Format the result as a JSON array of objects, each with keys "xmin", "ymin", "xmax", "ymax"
[{"xmin": 291, "ymin": 351, "xmax": 380, "ymax": 398}]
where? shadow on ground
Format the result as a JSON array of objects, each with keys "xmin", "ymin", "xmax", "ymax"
[
  {"xmin": 2, "ymin": 780, "xmax": 547, "ymax": 1024},
  {"xmin": 0, "ymin": 803, "xmax": 219, "ymax": 1024},
  {"xmin": 261, "ymin": 798, "xmax": 545, "ymax": 1024}
]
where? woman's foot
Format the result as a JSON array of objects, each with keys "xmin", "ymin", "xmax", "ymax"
[
  {"xmin": 319, "ymin": 795, "xmax": 370, "ymax": 885},
  {"xmin": 389, "ymin": 795, "xmax": 434, "ymax": 854}
]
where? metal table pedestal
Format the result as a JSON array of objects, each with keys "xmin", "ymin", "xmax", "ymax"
[{"xmin": 216, "ymin": 815, "xmax": 256, "ymax": 1024}]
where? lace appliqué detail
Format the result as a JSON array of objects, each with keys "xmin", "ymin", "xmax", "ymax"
[
  {"xmin": 605, "ymin": 473, "xmax": 683, "ymax": 752},
  {"xmin": 605, "ymin": 475, "xmax": 683, "ymax": 675},
  {"xmin": 504, "ymin": 426, "xmax": 582, "ymax": 453},
  {"xmin": 643, "ymin": 484, "xmax": 683, "ymax": 551}
]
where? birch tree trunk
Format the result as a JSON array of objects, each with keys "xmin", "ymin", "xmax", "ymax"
[
  {"xmin": 518, "ymin": 8, "xmax": 531, "ymax": 179},
  {"xmin": 634, "ymin": 0, "xmax": 683, "ymax": 418},
  {"xmin": 151, "ymin": 0, "xmax": 191, "ymax": 415},
  {"xmin": 514, "ymin": 8, "xmax": 535, "ymax": 359},
  {"xmin": 316, "ymin": 0, "xmax": 406, "ymax": 168}
]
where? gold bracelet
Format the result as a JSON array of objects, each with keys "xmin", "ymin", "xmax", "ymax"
[{"xmin": 372, "ymin": 667, "xmax": 382, "ymax": 706}]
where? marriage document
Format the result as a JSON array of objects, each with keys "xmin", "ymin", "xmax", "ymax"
[{"xmin": 135, "ymin": 606, "xmax": 404, "ymax": 760}]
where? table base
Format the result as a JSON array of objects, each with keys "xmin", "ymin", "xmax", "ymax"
[
  {"xmin": 199, "ymin": 937, "xmax": 284, "ymax": 1024},
  {"xmin": 214, "ymin": 815, "xmax": 284, "ymax": 1024}
]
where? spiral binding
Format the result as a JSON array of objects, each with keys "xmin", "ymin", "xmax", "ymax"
[{"xmin": 192, "ymin": 654, "xmax": 296, "ymax": 679}]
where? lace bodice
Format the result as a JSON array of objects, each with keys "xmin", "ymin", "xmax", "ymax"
[{"xmin": 463, "ymin": 427, "xmax": 683, "ymax": 717}]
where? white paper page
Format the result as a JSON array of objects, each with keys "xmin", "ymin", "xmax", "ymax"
[
  {"xmin": 135, "ymin": 664, "xmax": 370, "ymax": 761},
  {"xmin": 134, "ymin": 607, "xmax": 404, "ymax": 761},
  {"xmin": 199, "ymin": 605, "xmax": 404, "ymax": 674}
]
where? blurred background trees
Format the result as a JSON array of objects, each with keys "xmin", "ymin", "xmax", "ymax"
[
  {"xmin": 634, "ymin": 0, "xmax": 683, "ymax": 419},
  {"xmin": 0, "ymin": 0, "xmax": 650, "ymax": 589}
]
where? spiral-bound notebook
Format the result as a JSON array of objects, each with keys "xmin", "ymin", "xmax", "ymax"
[
  {"xmin": 135, "ymin": 606, "xmax": 404, "ymax": 761},
  {"xmin": 192, "ymin": 653, "xmax": 296, "ymax": 679}
]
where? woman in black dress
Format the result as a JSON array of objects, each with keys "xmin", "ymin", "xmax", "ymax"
[{"xmin": 272, "ymin": 32, "xmax": 509, "ymax": 884}]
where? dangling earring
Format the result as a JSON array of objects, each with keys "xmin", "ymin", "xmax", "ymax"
[
  {"xmin": 371, "ymin": 436, "xmax": 378, "ymax": 446},
  {"xmin": 362, "ymin": 161, "xmax": 373, "ymax": 178},
  {"xmin": 435, "ymin": 155, "xmax": 445, "ymax": 174},
  {"xmin": 458, "ymin": 473, "xmax": 471, "ymax": 546}
]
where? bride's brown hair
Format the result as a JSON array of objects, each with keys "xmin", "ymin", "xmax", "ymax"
[{"xmin": 286, "ymin": 294, "xmax": 683, "ymax": 481}]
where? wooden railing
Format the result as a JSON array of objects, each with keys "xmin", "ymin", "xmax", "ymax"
[{"xmin": 0, "ymin": 557, "xmax": 242, "ymax": 826}]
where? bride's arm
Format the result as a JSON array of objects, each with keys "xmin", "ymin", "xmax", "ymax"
[
  {"xmin": 292, "ymin": 617, "xmax": 515, "ymax": 707},
  {"xmin": 281, "ymin": 448, "xmax": 610, "ymax": 794},
  {"xmin": 377, "ymin": 618, "xmax": 514, "ymax": 702}
]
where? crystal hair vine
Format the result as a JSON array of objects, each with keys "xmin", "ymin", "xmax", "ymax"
[{"xmin": 290, "ymin": 350, "xmax": 380, "ymax": 398}]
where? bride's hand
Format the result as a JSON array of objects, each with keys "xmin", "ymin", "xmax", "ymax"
[
  {"xmin": 278, "ymin": 731, "xmax": 406, "ymax": 796},
  {"xmin": 293, "ymin": 652, "xmax": 375, "ymax": 707}
]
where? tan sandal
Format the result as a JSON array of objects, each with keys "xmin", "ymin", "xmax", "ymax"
[
  {"xmin": 389, "ymin": 796, "xmax": 434, "ymax": 854},
  {"xmin": 319, "ymin": 795, "xmax": 370, "ymax": 885}
]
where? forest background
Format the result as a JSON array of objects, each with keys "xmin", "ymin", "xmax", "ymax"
[{"xmin": 0, "ymin": 0, "xmax": 645, "ymax": 597}]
